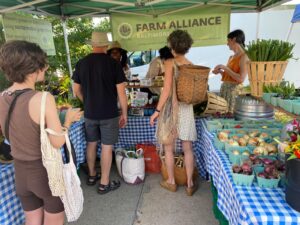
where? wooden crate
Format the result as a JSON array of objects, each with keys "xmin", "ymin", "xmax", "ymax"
[
  {"xmin": 247, "ymin": 61, "xmax": 288, "ymax": 97},
  {"xmin": 203, "ymin": 92, "xmax": 228, "ymax": 115}
]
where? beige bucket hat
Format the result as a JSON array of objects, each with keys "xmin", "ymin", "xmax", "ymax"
[
  {"xmin": 87, "ymin": 31, "xmax": 110, "ymax": 47},
  {"xmin": 108, "ymin": 41, "xmax": 123, "ymax": 51}
]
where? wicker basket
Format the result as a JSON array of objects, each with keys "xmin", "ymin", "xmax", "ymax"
[
  {"xmin": 161, "ymin": 155, "xmax": 198, "ymax": 185},
  {"xmin": 203, "ymin": 92, "xmax": 228, "ymax": 115},
  {"xmin": 247, "ymin": 61, "xmax": 288, "ymax": 97},
  {"xmin": 177, "ymin": 65, "xmax": 210, "ymax": 104}
]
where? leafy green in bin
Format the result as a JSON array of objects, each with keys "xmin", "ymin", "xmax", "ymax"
[{"xmin": 263, "ymin": 81, "xmax": 296, "ymax": 99}]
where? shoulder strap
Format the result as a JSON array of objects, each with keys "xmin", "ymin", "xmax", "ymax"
[
  {"xmin": 40, "ymin": 92, "xmax": 48, "ymax": 130},
  {"xmin": 4, "ymin": 89, "xmax": 32, "ymax": 141}
]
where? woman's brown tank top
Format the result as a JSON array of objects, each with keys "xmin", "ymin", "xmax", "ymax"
[{"xmin": 0, "ymin": 90, "xmax": 41, "ymax": 161}]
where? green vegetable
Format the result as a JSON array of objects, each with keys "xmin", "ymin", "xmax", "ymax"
[
  {"xmin": 245, "ymin": 39, "xmax": 295, "ymax": 61},
  {"xmin": 263, "ymin": 81, "xmax": 296, "ymax": 99}
]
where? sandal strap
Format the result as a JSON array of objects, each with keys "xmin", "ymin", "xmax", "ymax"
[{"xmin": 87, "ymin": 173, "xmax": 101, "ymax": 185}]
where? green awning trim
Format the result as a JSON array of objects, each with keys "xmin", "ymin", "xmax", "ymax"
[{"xmin": 0, "ymin": 0, "xmax": 289, "ymax": 18}]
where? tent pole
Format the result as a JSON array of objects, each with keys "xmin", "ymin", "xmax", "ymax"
[
  {"xmin": 61, "ymin": 19, "xmax": 72, "ymax": 77},
  {"xmin": 256, "ymin": 12, "xmax": 260, "ymax": 40},
  {"xmin": 285, "ymin": 23, "xmax": 294, "ymax": 41}
]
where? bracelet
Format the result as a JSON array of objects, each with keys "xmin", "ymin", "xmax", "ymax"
[{"xmin": 155, "ymin": 109, "xmax": 160, "ymax": 113}]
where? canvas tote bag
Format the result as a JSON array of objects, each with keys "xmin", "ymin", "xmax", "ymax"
[
  {"xmin": 40, "ymin": 92, "xmax": 83, "ymax": 222},
  {"xmin": 115, "ymin": 148, "xmax": 145, "ymax": 184}
]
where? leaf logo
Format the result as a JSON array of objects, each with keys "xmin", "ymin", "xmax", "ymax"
[{"xmin": 118, "ymin": 23, "xmax": 133, "ymax": 39}]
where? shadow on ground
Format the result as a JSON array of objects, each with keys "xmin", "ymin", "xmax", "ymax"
[{"xmin": 68, "ymin": 165, "xmax": 218, "ymax": 225}]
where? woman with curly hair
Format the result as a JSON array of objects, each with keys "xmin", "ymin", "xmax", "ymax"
[{"xmin": 150, "ymin": 30, "xmax": 198, "ymax": 196}]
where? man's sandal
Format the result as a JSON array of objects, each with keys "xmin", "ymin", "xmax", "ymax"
[
  {"xmin": 86, "ymin": 173, "xmax": 101, "ymax": 186},
  {"xmin": 98, "ymin": 180, "xmax": 121, "ymax": 195}
]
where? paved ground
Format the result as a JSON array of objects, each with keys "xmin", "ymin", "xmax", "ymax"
[{"xmin": 68, "ymin": 165, "xmax": 218, "ymax": 225}]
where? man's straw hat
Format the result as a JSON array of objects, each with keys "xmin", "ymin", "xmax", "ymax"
[{"xmin": 87, "ymin": 32, "xmax": 110, "ymax": 47}]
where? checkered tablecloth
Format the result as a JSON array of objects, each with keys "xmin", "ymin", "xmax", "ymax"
[
  {"xmin": 0, "ymin": 163, "xmax": 24, "ymax": 225},
  {"xmin": 69, "ymin": 116, "xmax": 207, "ymax": 178},
  {"xmin": 200, "ymin": 120, "xmax": 300, "ymax": 225}
]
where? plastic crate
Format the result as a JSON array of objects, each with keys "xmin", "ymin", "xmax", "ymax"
[
  {"xmin": 292, "ymin": 101, "xmax": 300, "ymax": 116},
  {"xmin": 207, "ymin": 121, "xmax": 223, "ymax": 132},
  {"xmin": 225, "ymin": 143, "xmax": 247, "ymax": 155},
  {"xmin": 282, "ymin": 99, "xmax": 294, "ymax": 113},
  {"xmin": 257, "ymin": 176, "xmax": 280, "ymax": 188},
  {"xmin": 229, "ymin": 148, "xmax": 251, "ymax": 165},
  {"xmin": 278, "ymin": 98, "xmax": 285, "ymax": 109},
  {"xmin": 214, "ymin": 136, "xmax": 226, "ymax": 150},
  {"xmin": 271, "ymin": 96, "xmax": 279, "ymax": 107},
  {"xmin": 260, "ymin": 155, "xmax": 278, "ymax": 162},
  {"xmin": 232, "ymin": 172, "xmax": 255, "ymax": 186},
  {"xmin": 263, "ymin": 93, "xmax": 275, "ymax": 104},
  {"xmin": 253, "ymin": 166, "xmax": 264, "ymax": 175},
  {"xmin": 279, "ymin": 172, "xmax": 286, "ymax": 188}
]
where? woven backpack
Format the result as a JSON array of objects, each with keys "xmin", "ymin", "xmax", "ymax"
[{"xmin": 176, "ymin": 65, "xmax": 210, "ymax": 105}]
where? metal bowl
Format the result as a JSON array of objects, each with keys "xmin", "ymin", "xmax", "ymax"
[{"xmin": 234, "ymin": 95, "xmax": 274, "ymax": 120}]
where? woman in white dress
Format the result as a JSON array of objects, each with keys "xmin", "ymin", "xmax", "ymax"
[{"xmin": 150, "ymin": 30, "xmax": 197, "ymax": 196}]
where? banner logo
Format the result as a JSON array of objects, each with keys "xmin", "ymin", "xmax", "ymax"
[{"xmin": 118, "ymin": 23, "xmax": 133, "ymax": 39}]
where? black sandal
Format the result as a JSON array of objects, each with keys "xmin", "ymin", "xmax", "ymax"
[
  {"xmin": 86, "ymin": 173, "xmax": 101, "ymax": 186},
  {"xmin": 98, "ymin": 180, "xmax": 121, "ymax": 194}
]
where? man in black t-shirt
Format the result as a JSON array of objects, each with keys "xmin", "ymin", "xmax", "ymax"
[{"xmin": 72, "ymin": 32, "xmax": 127, "ymax": 194}]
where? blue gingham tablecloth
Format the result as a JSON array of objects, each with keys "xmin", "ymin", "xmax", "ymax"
[
  {"xmin": 69, "ymin": 116, "xmax": 207, "ymax": 178},
  {"xmin": 200, "ymin": 120, "xmax": 300, "ymax": 225},
  {"xmin": 0, "ymin": 163, "xmax": 25, "ymax": 225}
]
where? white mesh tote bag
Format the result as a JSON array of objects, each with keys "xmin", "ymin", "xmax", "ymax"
[
  {"xmin": 59, "ymin": 130, "xmax": 84, "ymax": 222},
  {"xmin": 40, "ymin": 92, "xmax": 65, "ymax": 196},
  {"xmin": 40, "ymin": 92, "xmax": 83, "ymax": 222}
]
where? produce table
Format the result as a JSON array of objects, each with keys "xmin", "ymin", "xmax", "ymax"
[
  {"xmin": 201, "ymin": 121, "xmax": 300, "ymax": 225},
  {"xmin": 69, "ymin": 116, "xmax": 208, "ymax": 178},
  {"xmin": 0, "ymin": 164, "xmax": 24, "ymax": 225}
]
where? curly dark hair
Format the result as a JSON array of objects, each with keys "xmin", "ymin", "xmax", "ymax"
[
  {"xmin": 0, "ymin": 40, "xmax": 48, "ymax": 83},
  {"xmin": 167, "ymin": 30, "xmax": 193, "ymax": 55},
  {"xmin": 227, "ymin": 29, "xmax": 245, "ymax": 47},
  {"xmin": 159, "ymin": 46, "xmax": 174, "ymax": 60}
]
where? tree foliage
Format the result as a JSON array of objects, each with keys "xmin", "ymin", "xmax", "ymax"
[
  {"xmin": 0, "ymin": 15, "xmax": 111, "ymax": 96},
  {"xmin": 47, "ymin": 17, "xmax": 94, "ymax": 76},
  {"xmin": 0, "ymin": 18, "xmax": 10, "ymax": 91}
]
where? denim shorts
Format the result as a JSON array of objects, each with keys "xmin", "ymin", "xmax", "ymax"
[{"xmin": 84, "ymin": 117, "xmax": 119, "ymax": 145}]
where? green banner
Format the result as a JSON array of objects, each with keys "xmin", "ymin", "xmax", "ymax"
[
  {"xmin": 2, "ymin": 14, "xmax": 56, "ymax": 55},
  {"xmin": 112, "ymin": 6, "xmax": 230, "ymax": 51}
]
